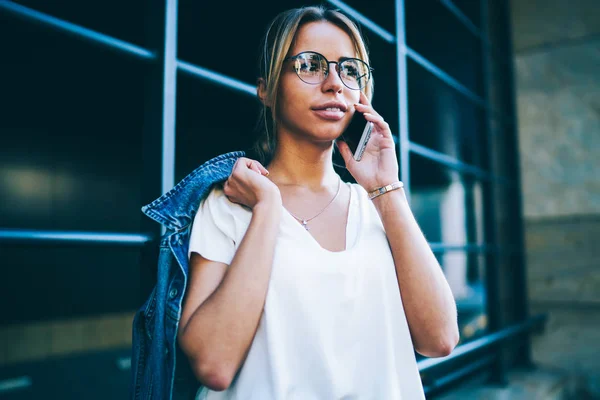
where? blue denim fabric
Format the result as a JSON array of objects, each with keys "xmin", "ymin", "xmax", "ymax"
[{"xmin": 130, "ymin": 150, "xmax": 245, "ymax": 399}]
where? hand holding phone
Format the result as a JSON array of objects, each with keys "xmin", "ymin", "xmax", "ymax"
[{"xmin": 339, "ymin": 111, "xmax": 374, "ymax": 161}]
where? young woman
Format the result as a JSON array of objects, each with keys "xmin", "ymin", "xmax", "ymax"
[{"xmin": 177, "ymin": 6, "xmax": 458, "ymax": 399}]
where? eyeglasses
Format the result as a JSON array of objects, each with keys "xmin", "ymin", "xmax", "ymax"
[{"xmin": 284, "ymin": 51, "xmax": 373, "ymax": 90}]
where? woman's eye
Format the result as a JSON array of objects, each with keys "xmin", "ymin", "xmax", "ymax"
[
  {"xmin": 343, "ymin": 65, "xmax": 359, "ymax": 78},
  {"xmin": 299, "ymin": 61, "xmax": 321, "ymax": 73}
]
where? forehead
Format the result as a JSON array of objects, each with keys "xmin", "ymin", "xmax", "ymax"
[{"xmin": 290, "ymin": 21, "xmax": 357, "ymax": 59}]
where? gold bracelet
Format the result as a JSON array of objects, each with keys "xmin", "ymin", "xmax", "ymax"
[{"xmin": 368, "ymin": 181, "xmax": 404, "ymax": 200}]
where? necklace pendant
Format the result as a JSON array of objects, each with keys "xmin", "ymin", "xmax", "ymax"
[{"xmin": 302, "ymin": 220, "xmax": 309, "ymax": 230}]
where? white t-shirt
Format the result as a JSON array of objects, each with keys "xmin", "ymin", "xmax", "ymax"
[{"xmin": 188, "ymin": 181, "xmax": 425, "ymax": 400}]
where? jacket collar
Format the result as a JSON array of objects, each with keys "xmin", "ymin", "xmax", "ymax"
[{"xmin": 141, "ymin": 151, "xmax": 245, "ymax": 230}]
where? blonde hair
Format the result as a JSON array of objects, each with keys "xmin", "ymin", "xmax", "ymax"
[{"xmin": 252, "ymin": 6, "xmax": 374, "ymax": 165}]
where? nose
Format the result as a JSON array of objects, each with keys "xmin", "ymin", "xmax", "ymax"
[{"xmin": 321, "ymin": 61, "xmax": 344, "ymax": 93}]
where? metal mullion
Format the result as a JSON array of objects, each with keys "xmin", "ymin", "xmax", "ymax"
[
  {"xmin": 0, "ymin": 0, "xmax": 155, "ymax": 60},
  {"xmin": 423, "ymin": 354, "xmax": 496, "ymax": 396},
  {"xmin": 502, "ymin": 0, "xmax": 532, "ymax": 368},
  {"xmin": 428, "ymin": 243, "xmax": 498, "ymax": 253},
  {"xmin": 396, "ymin": 0, "xmax": 411, "ymax": 203},
  {"xmin": 409, "ymin": 142, "xmax": 516, "ymax": 186},
  {"xmin": 327, "ymin": 0, "xmax": 396, "ymax": 44},
  {"xmin": 177, "ymin": 60, "xmax": 256, "ymax": 97},
  {"xmin": 160, "ymin": 0, "xmax": 178, "ymax": 202},
  {"xmin": 480, "ymin": 0, "xmax": 507, "ymax": 385},
  {"xmin": 409, "ymin": 142, "xmax": 490, "ymax": 180},
  {"xmin": 139, "ymin": 0, "xmax": 178, "ymax": 303},
  {"xmin": 417, "ymin": 313, "xmax": 546, "ymax": 373},
  {"xmin": 0, "ymin": 229, "xmax": 153, "ymax": 245}
]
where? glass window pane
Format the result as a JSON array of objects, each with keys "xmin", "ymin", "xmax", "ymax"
[
  {"xmin": 1, "ymin": 244, "xmax": 142, "ymax": 324},
  {"xmin": 175, "ymin": 75, "xmax": 262, "ymax": 181},
  {"xmin": 492, "ymin": 184, "xmax": 520, "ymax": 249},
  {"xmin": 489, "ymin": 117, "xmax": 517, "ymax": 180},
  {"xmin": 11, "ymin": 0, "xmax": 149, "ymax": 47},
  {"xmin": 451, "ymin": 0, "xmax": 482, "ymax": 28},
  {"xmin": 405, "ymin": 0, "xmax": 484, "ymax": 97},
  {"xmin": 409, "ymin": 154, "xmax": 487, "ymax": 246},
  {"xmin": 0, "ymin": 15, "xmax": 147, "ymax": 233},
  {"xmin": 335, "ymin": 0, "xmax": 397, "ymax": 34},
  {"xmin": 178, "ymin": 1, "xmax": 307, "ymax": 85},
  {"xmin": 434, "ymin": 252, "xmax": 488, "ymax": 343},
  {"xmin": 408, "ymin": 58, "xmax": 489, "ymax": 169},
  {"xmin": 497, "ymin": 252, "xmax": 522, "ymax": 326}
]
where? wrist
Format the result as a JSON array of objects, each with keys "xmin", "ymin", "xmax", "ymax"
[
  {"xmin": 367, "ymin": 181, "xmax": 404, "ymax": 200},
  {"xmin": 254, "ymin": 194, "xmax": 282, "ymax": 213}
]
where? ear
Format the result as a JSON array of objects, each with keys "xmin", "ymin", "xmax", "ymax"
[{"xmin": 256, "ymin": 78, "xmax": 272, "ymax": 107}]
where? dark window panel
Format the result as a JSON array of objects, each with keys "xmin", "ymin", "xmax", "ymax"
[
  {"xmin": 410, "ymin": 153, "xmax": 487, "ymax": 246},
  {"xmin": 436, "ymin": 252, "xmax": 489, "ymax": 343},
  {"xmin": 450, "ymin": 0, "xmax": 482, "ymax": 28},
  {"xmin": 489, "ymin": 117, "xmax": 518, "ymax": 180},
  {"xmin": 497, "ymin": 252, "xmax": 522, "ymax": 326},
  {"xmin": 0, "ymin": 14, "xmax": 148, "ymax": 233},
  {"xmin": 175, "ymin": 74, "xmax": 262, "ymax": 182},
  {"xmin": 336, "ymin": 0, "xmax": 397, "ymax": 36},
  {"xmin": 178, "ymin": 0, "xmax": 309, "ymax": 85},
  {"xmin": 0, "ymin": 244, "xmax": 141, "ymax": 325},
  {"xmin": 10, "ymin": 0, "xmax": 149, "ymax": 48},
  {"xmin": 492, "ymin": 184, "xmax": 520, "ymax": 250},
  {"xmin": 487, "ymin": 58, "xmax": 514, "ymax": 122},
  {"xmin": 485, "ymin": 0, "xmax": 511, "ymax": 57},
  {"xmin": 405, "ymin": 0, "xmax": 484, "ymax": 97},
  {"xmin": 408, "ymin": 58, "xmax": 489, "ymax": 170}
]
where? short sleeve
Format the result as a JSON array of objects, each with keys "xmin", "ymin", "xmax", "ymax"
[{"xmin": 188, "ymin": 187, "xmax": 236, "ymax": 265}]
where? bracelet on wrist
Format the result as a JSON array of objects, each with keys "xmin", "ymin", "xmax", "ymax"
[{"xmin": 368, "ymin": 181, "xmax": 404, "ymax": 200}]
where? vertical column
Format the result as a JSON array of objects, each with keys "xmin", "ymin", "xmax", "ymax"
[
  {"xmin": 502, "ymin": 0, "xmax": 532, "ymax": 367},
  {"xmin": 395, "ymin": 0, "xmax": 411, "ymax": 204},
  {"xmin": 481, "ymin": 0, "xmax": 508, "ymax": 385},
  {"xmin": 140, "ymin": 0, "xmax": 178, "ymax": 300}
]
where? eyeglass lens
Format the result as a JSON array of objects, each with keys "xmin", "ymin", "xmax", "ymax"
[{"xmin": 293, "ymin": 52, "xmax": 370, "ymax": 90}]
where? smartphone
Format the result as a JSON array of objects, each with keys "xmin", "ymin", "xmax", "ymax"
[{"xmin": 340, "ymin": 111, "xmax": 374, "ymax": 161}]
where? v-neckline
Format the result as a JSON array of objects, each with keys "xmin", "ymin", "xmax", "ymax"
[{"xmin": 282, "ymin": 183, "xmax": 362, "ymax": 254}]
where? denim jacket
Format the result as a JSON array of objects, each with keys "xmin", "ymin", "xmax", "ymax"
[{"xmin": 130, "ymin": 150, "xmax": 245, "ymax": 399}]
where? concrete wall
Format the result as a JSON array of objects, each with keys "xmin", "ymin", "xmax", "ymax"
[{"xmin": 511, "ymin": 0, "xmax": 600, "ymax": 396}]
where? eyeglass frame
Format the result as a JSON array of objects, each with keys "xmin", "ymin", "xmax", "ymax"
[{"xmin": 283, "ymin": 50, "xmax": 374, "ymax": 90}]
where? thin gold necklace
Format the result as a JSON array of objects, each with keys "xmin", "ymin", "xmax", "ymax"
[{"xmin": 286, "ymin": 177, "xmax": 342, "ymax": 231}]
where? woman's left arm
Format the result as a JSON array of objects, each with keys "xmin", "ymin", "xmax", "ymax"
[
  {"xmin": 372, "ymin": 187, "xmax": 459, "ymax": 357},
  {"xmin": 337, "ymin": 92, "xmax": 459, "ymax": 358}
]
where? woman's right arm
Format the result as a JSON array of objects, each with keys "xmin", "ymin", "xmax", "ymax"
[{"xmin": 177, "ymin": 158, "xmax": 281, "ymax": 391}]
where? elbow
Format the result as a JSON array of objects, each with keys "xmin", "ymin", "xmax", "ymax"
[
  {"xmin": 190, "ymin": 360, "xmax": 234, "ymax": 391},
  {"xmin": 178, "ymin": 333, "xmax": 234, "ymax": 391},
  {"xmin": 416, "ymin": 326, "xmax": 460, "ymax": 358}
]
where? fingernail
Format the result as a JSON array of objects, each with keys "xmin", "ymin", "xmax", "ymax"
[{"xmin": 265, "ymin": 171, "xmax": 270, "ymax": 176}]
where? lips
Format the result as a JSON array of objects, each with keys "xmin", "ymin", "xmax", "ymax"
[{"xmin": 311, "ymin": 101, "xmax": 348, "ymax": 121}]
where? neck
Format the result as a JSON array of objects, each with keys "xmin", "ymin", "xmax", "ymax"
[{"xmin": 266, "ymin": 134, "xmax": 340, "ymax": 190}]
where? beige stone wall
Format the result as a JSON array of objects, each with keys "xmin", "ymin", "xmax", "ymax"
[
  {"xmin": 0, "ymin": 312, "xmax": 134, "ymax": 366},
  {"xmin": 512, "ymin": 0, "xmax": 600, "ymax": 396}
]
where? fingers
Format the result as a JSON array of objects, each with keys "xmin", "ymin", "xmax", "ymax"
[
  {"xmin": 358, "ymin": 91, "xmax": 372, "ymax": 107},
  {"xmin": 255, "ymin": 162, "xmax": 270, "ymax": 176},
  {"xmin": 335, "ymin": 140, "xmax": 355, "ymax": 168},
  {"xmin": 239, "ymin": 158, "xmax": 269, "ymax": 176}
]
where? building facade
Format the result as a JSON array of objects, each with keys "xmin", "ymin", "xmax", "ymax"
[{"xmin": 0, "ymin": 0, "xmax": 541, "ymax": 397}]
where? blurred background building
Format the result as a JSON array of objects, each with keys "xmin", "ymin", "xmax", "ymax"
[{"xmin": 0, "ymin": 0, "xmax": 597, "ymax": 398}]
